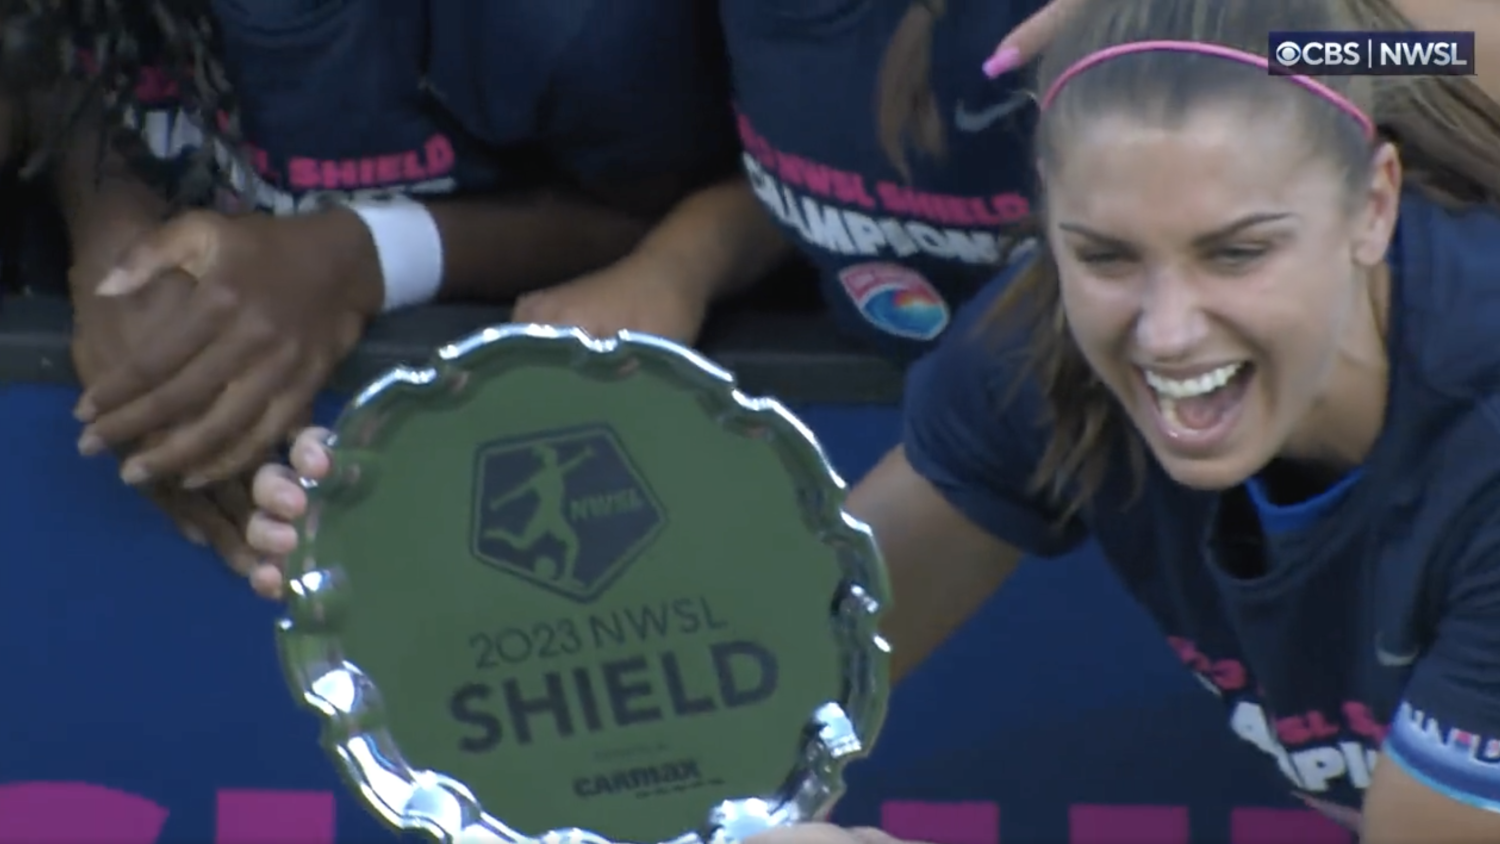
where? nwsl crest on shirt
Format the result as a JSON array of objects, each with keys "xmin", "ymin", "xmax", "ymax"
[{"xmin": 838, "ymin": 262, "xmax": 951, "ymax": 341}]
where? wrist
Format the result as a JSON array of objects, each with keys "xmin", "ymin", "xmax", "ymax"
[
  {"xmin": 338, "ymin": 198, "xmax": 445, "ymax": 314},
  {"xmin": 311, "ymin": 205, "xmax": 390, "ymax": 317},
  {"xmin": 624, "ymin": 240, "xmax": 719, "ymax": 309},
  {"xmin": 57, "ymin": 146, "xmax": 171, "ymax": 286}
]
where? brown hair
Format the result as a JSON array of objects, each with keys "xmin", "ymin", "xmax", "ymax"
[
  {"xmin": 987, "ymin": 0, "xmax": 1500, "ymax": 519},
  {"xmin": 876, "ymin": 0, "xmax": 946, "ymax": 182}
]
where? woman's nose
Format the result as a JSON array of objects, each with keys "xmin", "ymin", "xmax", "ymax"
[{"xmin": 1133, "ymin": 270, "xmax": 1208, "ymax": 361}]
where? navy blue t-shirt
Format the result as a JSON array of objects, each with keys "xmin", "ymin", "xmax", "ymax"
[
  {"xmin": 129, "ymin": 0, "xmax": 735, "ymax": 216},
  {"xmin": 722, "ymin": 0, "xmax": 1045, "ymax": 360},
  {"xmin": 421, "ymin": 0, "xmax": 735, "ymax": 215},
  {"xmin": 902, "ymin": 191, "xmax": 1500, "ymax": 827}
]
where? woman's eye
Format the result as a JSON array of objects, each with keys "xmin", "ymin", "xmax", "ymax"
[
  {"xmin": 1076, "ymin": 251, "xmax": 1131, "ymax": 267},
  {"xmin": 1211, "ymin": 244, "xmax": 1268, "ymax": 268},
  {"xmin": 1072, "ymin": 250, "xmax": 1139, "ymax": 279}
]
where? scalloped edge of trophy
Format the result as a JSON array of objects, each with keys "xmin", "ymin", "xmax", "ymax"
[{"xmin": 277, "ymin": 324, "xmax": 891, "ymax": 844}]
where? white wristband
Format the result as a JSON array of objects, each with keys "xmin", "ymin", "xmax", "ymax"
[{"xmin": 345, "ymin": 198, "xmax": 445, "ymax": 312}]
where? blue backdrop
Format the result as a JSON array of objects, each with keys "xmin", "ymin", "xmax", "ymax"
[{"xmin": 0, "ymin": 383, "xmax": 1345, "ymax": 843}]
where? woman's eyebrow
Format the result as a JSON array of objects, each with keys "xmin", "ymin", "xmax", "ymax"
[{"xmin": 1056, "ymin": 212, "xmax": 1296, "ymax": 245}]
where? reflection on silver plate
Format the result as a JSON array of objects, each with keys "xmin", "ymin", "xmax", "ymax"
[{"xmin": 277, "ymin": 325, "xmax": 889, "ymax": 843}]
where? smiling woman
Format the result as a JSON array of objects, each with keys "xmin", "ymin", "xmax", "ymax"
[
  {"xmin": 757, "ymin": 0, "xmax": 1500, "ymax": 840},
  {"xmin": 1007, "ymin": 41, "xmax": 1394, "ymax": 499}
]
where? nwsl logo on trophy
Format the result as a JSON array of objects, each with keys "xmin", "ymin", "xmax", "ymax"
[{"xmin": 470, "ymin": 423, "xmax": 666, "ymax": 603}]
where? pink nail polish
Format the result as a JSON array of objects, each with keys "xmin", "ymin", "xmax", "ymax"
[
  {"xmin": 982, "ymin": 46, "xmax": 1022, "ymax": 79},
  {"xmin": 95, "ymin": 269, "xmax": 130, "ymax": 296}
]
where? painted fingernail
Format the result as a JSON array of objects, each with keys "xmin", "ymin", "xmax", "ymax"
[
  {"xmin": 96, "ymin": 269, "xmax": 132, "ymax": 296},
  {"xmin": 120, "ymin": 462, "xmax": 150, "ymax": 485},
  {"xmin": 77, "ymin": 432, "xmax": 104, "ymax": 456},
  {"xmin": 982, "ymin": 46, "xmax": 1022, "ymax": 78}
]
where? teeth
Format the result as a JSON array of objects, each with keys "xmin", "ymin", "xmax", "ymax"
[{"xmin": 1144, "ymin": 363, "xmax": 1244, "ymax": 399}]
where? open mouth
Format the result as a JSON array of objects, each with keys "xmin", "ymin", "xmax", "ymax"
[{"xmin": 1140, "ymin": 362, "xmax": 1254, "ymax": 450}]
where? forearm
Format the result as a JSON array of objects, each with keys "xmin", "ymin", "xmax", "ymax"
[
  {"xmin": 846, "ymin": 448, "xmax": 1025, "ymax": 685},
  {"xmin": 628, "ymin": 175, "xmax": 791, "ymax": 301},
  {"xmin": 38, "ymin": 92, "xmax": 167, "ymax": 295},
  {"xmin": 425, "ymin": 176, "xmax": 789, "ymax": 305},
  {"xmin": 300, "ymin": 174, "xmax": 788, "ymax": 313},
  {"xmin": 425, "ymin": 192, "xmax": 653, "ymax": 302}
]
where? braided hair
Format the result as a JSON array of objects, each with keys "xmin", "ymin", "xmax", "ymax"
[{"xmin": 1, "ymin": 0, "xmax": 245, "ymax": 207}]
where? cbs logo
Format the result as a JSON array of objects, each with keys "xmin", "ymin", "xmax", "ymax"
[
  {"xmin": 1274, "ymin": 42, "xmax": 1303, "ymax": 65},
  {"xmin": 1273, "ymin": 40, "xmax": 1361, "ymax": 66}
]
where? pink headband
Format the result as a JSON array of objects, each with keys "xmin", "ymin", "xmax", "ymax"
[{"xmin": 1039, "ymin": 40, "xmax": 1376, "ymax": 139}]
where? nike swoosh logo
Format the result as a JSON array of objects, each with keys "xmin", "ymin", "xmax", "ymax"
[
  {"xmin": 1375, "ymin": 633, "xmax": 1419, "ymax": 667},
  {"xmin": 954, "ymin": 92, "xmax": 1032, "ymax": 132}
]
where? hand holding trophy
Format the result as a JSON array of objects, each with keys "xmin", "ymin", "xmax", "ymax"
[{"xmin": 274, "ymin": 326, "xmax": 890, "ymax": 843}]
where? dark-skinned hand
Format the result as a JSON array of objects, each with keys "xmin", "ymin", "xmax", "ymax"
[
  {"xmin": 74, "ymin": 207, "xmax": 382, "ymax": 488},
  {"xmin": 70, "ymin": 262, "xmax": 261, "ymax": 574}
]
